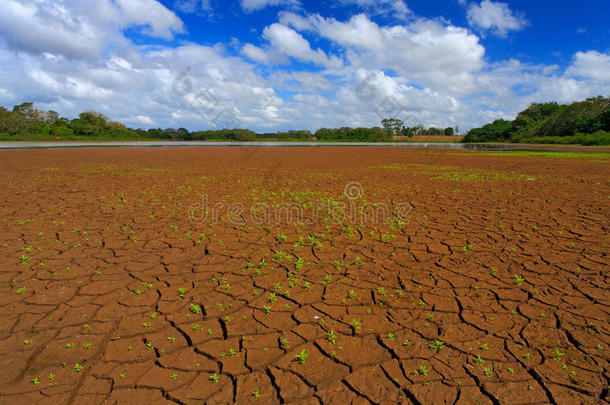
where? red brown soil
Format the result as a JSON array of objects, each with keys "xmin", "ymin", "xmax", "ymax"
[{"xmin": 0, "ymin": 146, "xmax": 608, "ymax": 404}]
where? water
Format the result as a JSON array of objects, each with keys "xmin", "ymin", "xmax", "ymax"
[{"xmin": 0, "ymin": 141, "xmax": 575, "ymax": 151}]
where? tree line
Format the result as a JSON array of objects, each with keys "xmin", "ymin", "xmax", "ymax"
[
  {"xmin": 463, "ymin": 96, "xmax": 610, "ymax": 145},
  {"xmin": 0, "ymin": 102, "xmax": 459, "ymax": 142}
]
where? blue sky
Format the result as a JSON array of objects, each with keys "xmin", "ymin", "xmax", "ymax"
[{"xmin": 0, "ymin": 0, "xmax": 609, "ymax": 132}]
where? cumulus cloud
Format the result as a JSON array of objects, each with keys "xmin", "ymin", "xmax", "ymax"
[
  {"xmin": 262, "ymin": 23, "xmax": 343, "ymax": 68},
  {"xmin": 280, "ymin": 13, "xmax": 485, "ymax": 95},
  {"xmin": 241, "ymin": 43, "xmax": 269, "ymax": 63},
  {"xmin": 566, "ymin": 51, "xmax": 610, "ymax": 83},
  {"xmin": 0, "ymin": 1, "xmax": 608, "ymax": 133},
  {"xmin": 467, "ymin": 0, "xmax": 526, "ymax": 37},
  {"xmin": 0, "ymin": 0, "xmax": 183, "ymax": 59}
]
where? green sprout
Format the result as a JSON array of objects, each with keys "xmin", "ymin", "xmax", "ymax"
[
  {"xmin": 514, "ymin": 274, "xmax": 524, "ymax": 286},
  {"xmin": 296, "ymin": 349, "xmax": 308, "ymax": 364},
  {"xmin": 327, "ymin": 329, "xmax": 337, "ymax": 344}
]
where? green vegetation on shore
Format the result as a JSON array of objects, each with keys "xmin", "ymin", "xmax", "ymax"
[
  {"xmin": 463, "ymin": 96, "xmax": 610, "ymax": 145},
  {"xmin": 0, "ymin": 102, "xmax": 459, "ymax": 143}
]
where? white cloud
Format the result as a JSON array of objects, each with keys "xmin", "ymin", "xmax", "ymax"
[
  {"xmin": 566, "ymin": 51, "xmax": 610, "ymax": 83},
  {"xmin": 135, "ymin": 115, "xmax": 154, "ymax": 124},
  {"xmin": 262, "ymin": 23, "xmax": 343, "ymax": 68},
  {"xmin": 115, "ymin": 0, "xmax": 184, "ymax": 40},
  {"xmin": 240, "ymin": 0, "xmax": 300, "ymax": 13},
  {"xmin": 241, "ymin": 44, "xmax": 268, "ymax": 62},
  {"xmin": 0, "ymin": 0, "xmax": 183, "ymax": 59},
  {"xmin": 467, "ymin": 0, "xmax": 526, "ymax": 37},
  {"xmin": 0, "ymin": 2, "xmax": 608, "ymax": 134},
  {"xmin": 280, "ymin": 13, "xmax": 485, "ymax": 95}
]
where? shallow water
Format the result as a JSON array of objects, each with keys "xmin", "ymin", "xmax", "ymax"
[{"xmin": 0, "ymin": 141, "xmax": 582, "ymax": 151}]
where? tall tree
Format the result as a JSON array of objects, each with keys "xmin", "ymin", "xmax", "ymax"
[{"xmin": 381, "ymin": 118, "xmax": 404, "ymax": 136}]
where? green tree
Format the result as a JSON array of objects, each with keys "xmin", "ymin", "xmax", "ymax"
[
  {"xmin": 381, "ymin": 118, "xmax": 404, "ymax": 136},
  {"xmin": 13, "ymin": 102, "xmax": 37, "ymax": 121},
  {"xmin": 463, "ymin": 119, "xmax": 512, "ymax": 143}
]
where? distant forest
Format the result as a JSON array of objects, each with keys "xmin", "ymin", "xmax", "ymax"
[
  {"xmin": 463, "ymin": 96, "xmax": 610, "ymax": 145},
  {"xmin": 2, "ymin": 97, "xmax": 609, "ymax": 144},
  {"xmin": 0, "ymin": 103, "xmax": 455, "ymax": 142}
]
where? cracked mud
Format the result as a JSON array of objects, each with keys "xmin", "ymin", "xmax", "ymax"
[{"xmin": 0, "ymin": 147, "xmax": 608, "ymax": 404}]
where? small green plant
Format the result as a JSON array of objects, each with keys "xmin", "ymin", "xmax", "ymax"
[
  {"xmin": 252, "ymin": 390, "xmax": 261, "ymax": 398},
  {"xmin": 209, "ymin": 373, "xmax": 219, "ymax": 383},
  {"xmin": 167, "ymin": 336, "xmax": 176, "ymax": 343},
  {"xmin": 481, "ymin": 343, "xmax": 489, "ymax": 351},
  {"xmin": 16, "ymin": 286, "xmax": 27, "ymax": 295},
  {"xmin": 178, "ymin": 288, "xmax": 187, "ymax": 298},
  {"xmin": 514, "ymin": 274, "xmax": 524, "ymax": 286},
  {"xmin": 476, "ymin": 355, "xmax": 485, "ymax": 365},
  {"xmin": 348, "ymin": 289, "xmax": 356, "ymax": 299},
  {"xmin": 552, "ymin": 348, "xmax": 565, "ymax": 360},
  {"xmin": 170, "ymin": 373, "xmax": 178, "ymax": 380},
  {"xmin": 74, "ymin": 363, "xmax": 84, "ymax": 372},
  {"xmin": 386, "ymin": 332, "xmax": 395, "ymax": 340},
  {"xmin": 296, "ymin": 349, "xmax": 308, "ymax": 364},
  {"xmin": 413, "ymin": 365, "xmax": 428, "ymax": 377},
  {"xmin": 429, "ymin": 339, "xmax": 444, "ymax": 350},
  {"xmin": 24, "ymin": 339, "xmax": 32, "ymax": 345},
  {"xmin": 263, "ymin": 306, "xmax": 271, "ymax": 314},
  {"xmin": 327, "ymin": 329, "xmax": 337, "ymax": 344},
  {"xmin": 190, "ymin": 303, "xmax": 201, "ymax": 314},
  {"xmin": 32, "ymin": 377, "xmax": 40, "ymax": 385}
]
